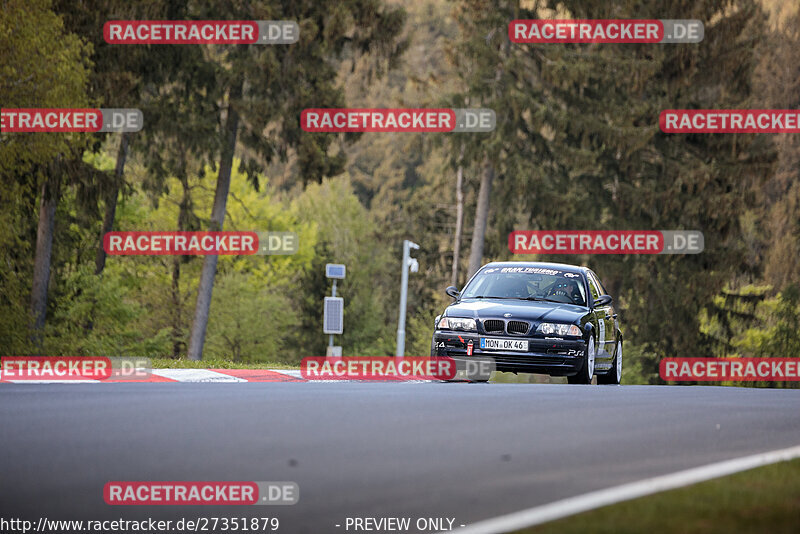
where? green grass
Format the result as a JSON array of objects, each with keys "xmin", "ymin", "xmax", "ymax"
[
  {"xmin": 520, "ymin": 458, "xmax": 800, "ymax": 534},
  {"xmin": 149, "ymin": 358, "xmax": 298, "ymax": 370},
  {"xmin": 491, "ymin": 372, "xmax": 567, "ymax": 384}
]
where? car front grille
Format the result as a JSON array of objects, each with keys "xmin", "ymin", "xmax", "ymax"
[
  {"xmin": 492, "ymin": 355, "xmax": 567, "ymax": 367},
  {"xmin": 507, "ymin": 320, "xmax": 529, "ymax": 335},
  {"xmin": 483, "ymin": 319, "xmax": 505, "ymax": 333}
]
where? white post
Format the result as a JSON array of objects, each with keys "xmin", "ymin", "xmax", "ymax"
[
  {"xmin": 329, "ymin": 279, "xmax": 337, "ymax": 349},
  {"xmin": 396, "ymin": 240, "xmax": 419, "ymax": 357}
]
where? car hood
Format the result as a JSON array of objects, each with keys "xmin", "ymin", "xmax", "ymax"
[{"xmin": 445, "ymin": 298, "xmax": 587, "ymax": 324}]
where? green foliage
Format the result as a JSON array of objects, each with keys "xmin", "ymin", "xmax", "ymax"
[
  {"xmin": 204, "ymin": 270, "xmax": 297, "ymax": 362},
  {"xmin": 1, "ymin": 0, "xmax": 799, "ymax": 379},
  {"xmin": 0, "ymin": 0, "xmax": 92, "ymax": 353},
  {"xmin": 149, "ymin": 357, "xmax": 296, "ymax": 370},
  {"xmin": 406, "ymin": 309, "xmax": 438, "ymax": 357},
  {"xmin": 293, "ymin": 176, "xmax": 397, "ymax": 356},
  {"xmin": 42, "ymin": 263, "xmax": 173, "ymax": 357},
  {"xmin": 700, "ymin": 285, "xmax": 772, "ymax": 356},
  {"xmin": 699, "ymin": 284, "xmax": 800, "ymax": 387},
  {"xmin": 0, "ymin": 0, "xmax": 92, "ymax": 175},
  {"xmin": 440, "ymin": 0, "xmax": 778, "ymax": 383},
  {"xmin": 620, "ymin": 342, "xmax": 661, "ymax": 386}
]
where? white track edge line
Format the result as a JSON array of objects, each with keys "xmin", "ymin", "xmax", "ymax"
[{"xmin": 449, "ymin": 443, "xmax": 800, "ymax": 534}]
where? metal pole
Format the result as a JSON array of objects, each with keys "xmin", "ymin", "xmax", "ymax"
[
  {"xmin": 396, "ymin": 241, "xmax": 410, "ymax": 357},
  {"xmin": 329, "ymin": 280, "xmax": 337, "ymax": 349}
]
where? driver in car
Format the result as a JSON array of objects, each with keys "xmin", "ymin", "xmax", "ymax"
[{"xmin": 548, "ymin": 279, "xmax": 582, "ymax": 304}]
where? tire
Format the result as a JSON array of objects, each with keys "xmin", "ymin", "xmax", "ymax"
[
  {"xmin": 598, "ymin": 340, "xmax": 622, "ymax": 385},
  {"xmin": 568, "ymin": 335, "xmax": 595, "ymax": 384}
]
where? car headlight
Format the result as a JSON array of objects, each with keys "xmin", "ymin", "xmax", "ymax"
[
  {"xmin": 537, "ymin": 323, "xmax": 581, "ymax": 336},
  {"xmin": 437, "ymin": 317, "xmax": 476, "ymax": 331}
]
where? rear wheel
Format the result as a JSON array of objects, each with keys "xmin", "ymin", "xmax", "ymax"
[
  {"xmin": 568, "ymin": 335, "xmax": 595, "ymax": 384},
  {"xmin": 598, "ymin": 340, "xmax": 622, "ymax": 385}
]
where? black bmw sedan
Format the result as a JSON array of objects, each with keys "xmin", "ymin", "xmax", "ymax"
[{"xmin": 431, "ymin": 261, "xmax": 622, "ymax": 384}]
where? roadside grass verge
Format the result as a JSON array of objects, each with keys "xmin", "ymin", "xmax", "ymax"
[
  {"xmin": 520, "ymin": 458, "xmax": 800, "ymax": 534},
  {"xmin": 491, "ymin": 372, "xmax": 567, "ymax": 384},
  {"xmin": 149, "ymin": 358, "xmax": 298, "ymax": 370}
]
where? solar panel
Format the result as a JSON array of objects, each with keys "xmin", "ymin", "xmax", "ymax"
[
  {"xmin": 323, "ymin": 297, "xmax": 344, "ymax": 334},
  {"xmin": 325, "ymin": 264, "xmax": 346, "ymax": 279}
]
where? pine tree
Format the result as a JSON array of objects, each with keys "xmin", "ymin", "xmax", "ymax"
[{"xmin": 187, "ymin": 0, "xmax": 407, "ymax": 359}]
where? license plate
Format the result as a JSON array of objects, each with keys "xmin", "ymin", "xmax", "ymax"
[{"xmin": 480, "ymin": 338, "xmax": 528, "ymax": 351}]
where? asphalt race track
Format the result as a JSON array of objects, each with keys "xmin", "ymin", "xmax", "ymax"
[{"xmin": 2, "ymin": 382, "xmax": 800, "ymax": 533}]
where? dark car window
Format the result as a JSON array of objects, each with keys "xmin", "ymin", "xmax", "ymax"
[
  {"xmin": 589, "ymin": 271, "xmax": 609, "ymax": 296},
  {"xmin": 587, "ymin": 274, "xmax": 601, "ymax": 301},
  {"xmin": 462, "ymin": 266, "xmax": 587, "ymax": 306}
]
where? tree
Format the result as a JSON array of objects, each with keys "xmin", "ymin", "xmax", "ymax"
[
  {"xmin": 467, "ymin": 155, "xmax": 495, "ymax": 276},
  {"xmin": 447, "ymin": 0, "xmax": 553, "ymax": 278},
  {"xmin": 451, "ymin": 144, "xmax": 465, "ymax": 286},
  {"xmin": 188, "ymin": 75, "xmax": 242, "ymax": 360},
  {"xmin": 699, "ymin": 284, "xmax": 800, "ymax": 388},
  {"xmin": 551, "ymin": 0, "xmax": 774, "ymax": 362},
  {"xmin": 439, "ymin": 0, "xmax": 778, "ymax": 379},
  {"xmin": 53, "ymin": 0, "xmax": 207, "ymax": 276},
  {"xmin": 752, "ymin": 6, "xmax": 800, "ymax": 290},
  {"xmin": 187, "ymin": 0, "xmax": 407, "ymax": 359},
  {"xmin": 293, "ymin": 176, "xmax": 395, "ymax": 357},
  {"xmin": 0, "ymin": 0, "xmax": 92, "ymax": 350},
  {"xmin": 0, "ymin": 0, "xmax": 90, "ymax": 174}
]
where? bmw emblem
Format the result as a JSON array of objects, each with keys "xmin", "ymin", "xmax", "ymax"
[{"xmin": 503, "ymin": 313, "xmax": 512, "ymax": 317}]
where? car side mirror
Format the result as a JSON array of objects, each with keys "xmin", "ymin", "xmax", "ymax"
[
  {"xmin": 594, "ymin": 294, "xmax": 613, "ymax": 307},
  {"xmin": 445, "ymin": 286, "xmax": 460, "ymax": 299}
]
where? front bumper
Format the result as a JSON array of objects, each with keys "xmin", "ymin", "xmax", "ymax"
[{"xmin": 431, "ymin": 331, "xmax": 586, "ymax": 376}]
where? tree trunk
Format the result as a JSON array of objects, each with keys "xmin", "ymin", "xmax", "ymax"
[
  {"xmin": 30, "ymin": 166, "xmax": 61, "ymax": 351},
  {"xmin": 465, "ymin": 40, "xmax": 504, "ymax": 279},
  {"xmin": 451, "ymin": 144, "xmax": 465, "ymax": 287},
  {"xmin": 467, "ymin": 154, "xmax": 494, "ymax": 278},
  {"xmin": 187, "ymin": 82, "xmax": 242, "ymax": 361},
  {"xmin": 171, "ymin": 171, "xmax": 191, "ymax": 358},
  {"xmin": 95, "ymin": 133, "xmax": 129, "ymax": 275},
  {"xmin": 171, "ymin": 257, "xmax": 183, "ymax": 358}
]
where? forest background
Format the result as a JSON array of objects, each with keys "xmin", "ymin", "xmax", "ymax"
[{"xmin": 2, "ymin": 0, "xmax": 799, "ymax": 385}]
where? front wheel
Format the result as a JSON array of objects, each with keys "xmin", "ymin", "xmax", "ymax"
[
  {"xmin": 598, "ymin": 340, "xmax": 622, "ymax": 385},
  {"xmin": 568, "ymin": 335, "xmax": 595, "ymax": 384}
]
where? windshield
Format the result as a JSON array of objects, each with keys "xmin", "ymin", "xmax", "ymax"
[{"xmin": 461, "ymin": 266, "xmax": 587, "ymax": 306}]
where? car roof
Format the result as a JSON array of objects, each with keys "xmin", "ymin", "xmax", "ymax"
[{"xmin": 479, "ymin": 261, "xmax": 589, "ymax": 274}]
